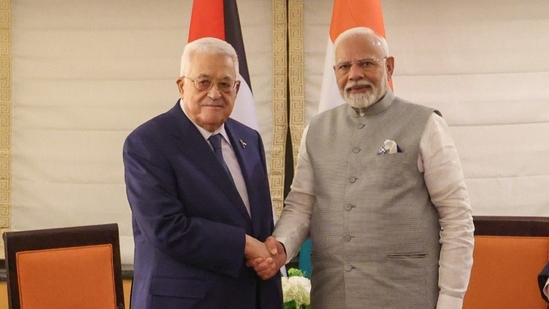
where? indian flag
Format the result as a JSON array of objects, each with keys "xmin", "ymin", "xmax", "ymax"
[
  {"xmin": 188, "ymin": 0, "xmax": 259, "ymax": 130},
  {"xmin": 318, "ymin": 0, "xmax": 389, "ymax": 113}
]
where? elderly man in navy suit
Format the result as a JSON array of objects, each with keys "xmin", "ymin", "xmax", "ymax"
[{"xmin": 123, "ymin": 37, "xmax": 283, "ymax": 309}]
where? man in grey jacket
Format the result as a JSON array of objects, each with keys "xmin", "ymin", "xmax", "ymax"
[{"xmin": 251, "ymin": 27, "xmax": 475, "ymax": 309}]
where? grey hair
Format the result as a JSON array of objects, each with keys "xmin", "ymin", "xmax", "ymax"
[
  {"xmin": 179, "ymin": 37, "xmax": 239, "ymax": 78},
  {"xmin": 333, "ymin": 27, "xmax": 389, "ymax": 58}
]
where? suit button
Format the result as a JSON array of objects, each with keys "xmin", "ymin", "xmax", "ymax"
[
  {"xmin": 345, "ymin": 264, "xmax": 354, "ymax": 272},
  {"xmin": 344, "ymin": 204, "xmax": 354, "ymax": 211},
  {"xmin": 352, "ymin": 147, "xmax": 361, "ymax": 154},
  {"xmin": 343, "ymin": 235, "xmax": 352, "ymax": 242},
  {"xmin": 349, "ymin": 176, "xmax": 357, "ymax": 183},
  {"xmin": 358, "ymin": 123, "xmax": 365, "ymax": 129}
]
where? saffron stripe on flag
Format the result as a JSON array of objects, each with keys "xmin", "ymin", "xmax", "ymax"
[{"xmin": 329, "ymin": 0, "xmax": 386, "ymax": 41}]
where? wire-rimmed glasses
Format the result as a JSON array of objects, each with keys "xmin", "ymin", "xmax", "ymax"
[{"xmin": 182, "ymin": 76, "xmax": 240, "ymax": 93}]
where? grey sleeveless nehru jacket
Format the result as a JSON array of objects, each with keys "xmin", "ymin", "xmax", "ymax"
[{"xmin": 305, "ymin": 93, "xmax": 441, "ymax": 309}]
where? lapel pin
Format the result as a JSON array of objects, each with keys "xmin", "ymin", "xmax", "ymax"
[{"xmin": 239, "ymin": 140, "xmax": 247, "ymax": 148}]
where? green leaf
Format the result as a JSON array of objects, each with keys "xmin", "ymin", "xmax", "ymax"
[
  {"xmin": 284, "ymin": 300, "xmax": 297, "ymax": 309},
  {"xmin": 287, "ymin": 268, "xmax": 307, "ymax": 278}
]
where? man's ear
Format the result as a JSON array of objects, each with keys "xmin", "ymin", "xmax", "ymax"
[
  {"xmin": 385, "ymin": 56, "xmax": 395, "ymax": 79},
  {"xmin": 234, "ymin": 80, "xmax": 241, "ymax": 95},
  {"xmin": 176, "ymin": 78, "xmax": 184, "ymax": 95}
]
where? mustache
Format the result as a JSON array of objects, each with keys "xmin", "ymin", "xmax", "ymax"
[
  {"xmin": 201, "ymin": 98, "xmax": 225, "ymax": 107},
  {"xmin": 345, "ymin": 80, "xmax": 374, "ymax": 92}
]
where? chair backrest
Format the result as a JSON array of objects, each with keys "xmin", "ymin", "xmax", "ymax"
[
  {"xmin": 463, "ymin": 216, "xmax": 549, "ymax": 309},
  {"xmin": 3, "ymin": 223, "xmax": 125, "ymax": 309}
]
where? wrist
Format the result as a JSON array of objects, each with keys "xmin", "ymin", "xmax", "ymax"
[{"xmin": 244, "ymin": 235, "xmax": 253, "ymax": 257}]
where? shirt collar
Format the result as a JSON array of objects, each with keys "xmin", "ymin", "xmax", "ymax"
[{"xmin": 179, "ymin": 99, "xmax": 231, "ymax": 144}]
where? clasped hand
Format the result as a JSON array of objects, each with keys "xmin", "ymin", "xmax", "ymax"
[{"xmin": 244, "ymin": 235, "xmax": 286, "ymax": 280}]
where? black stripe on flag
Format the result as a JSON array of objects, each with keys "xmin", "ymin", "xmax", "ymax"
[{"xmin": 223, "ymin": 0, "xmax": 252, "ymax": 92}]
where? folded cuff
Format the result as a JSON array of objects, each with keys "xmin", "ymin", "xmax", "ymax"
[{"xmin": 436, "ymin": 293, "xmax": 464, "ymax": 309}]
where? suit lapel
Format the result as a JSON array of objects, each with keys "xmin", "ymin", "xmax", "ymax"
[
  {"xmin": 167, "ymin": 105, "xmax": 251, "ymax": 222},
  {"xmin": 225, "ymin": 120, "xmax": 262, "ymax": 234}
]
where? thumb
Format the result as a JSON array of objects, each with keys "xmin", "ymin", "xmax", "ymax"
[{"xmin": 265, "ymin": 236, "xmax": 278, "ymax": 255}]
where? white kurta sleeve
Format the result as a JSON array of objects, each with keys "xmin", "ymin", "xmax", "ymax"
[
  {"xmin": 419, "ymin": 113, "xmax": 475, "ymax": 309},
  {"xmin": 273, "ymin": 126, "xmax": 316, "ymax": 263}
]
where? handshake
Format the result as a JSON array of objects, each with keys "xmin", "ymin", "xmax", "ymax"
[{"xmin": 244, "ymin": 235, "xmax": 287, "ymax": 280}]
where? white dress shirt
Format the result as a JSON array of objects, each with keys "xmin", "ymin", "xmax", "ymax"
[
  {"xmin": 181, "ymin": 102, "xmax": 251, "ymax": 216},
  {"xmin": 274, "ymin": 112, "xmax": 474, "ymax": 309},
  {"xmin": 545, "ymin": 278, "xmax": 548, "ymax": 298}
]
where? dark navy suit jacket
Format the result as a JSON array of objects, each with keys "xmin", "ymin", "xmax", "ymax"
[
  {"xmin": 540, "ymin": 262, "xmax": 549, "ymax": 303},
  {"xmin": 123, "ymin": 102, "xmax": 282, "ymax": 309}
]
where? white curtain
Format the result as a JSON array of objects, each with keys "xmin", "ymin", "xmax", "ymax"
[{"xmin": 11, "ymin": 0, "xmax": 549, "ymax": 265}]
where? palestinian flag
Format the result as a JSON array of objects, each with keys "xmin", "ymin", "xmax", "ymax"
[{"xmin": 189, "ymin": 0, "xmax": 258, "ymax": 130}]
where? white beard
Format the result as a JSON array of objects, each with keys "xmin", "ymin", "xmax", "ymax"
[
  {"xmin": 344, "ymin": 90, "xmax": 378, "ymax": 109},
  {"xmin": 342, "ymin": 72, "xmax": 389, "ymax": 110}
]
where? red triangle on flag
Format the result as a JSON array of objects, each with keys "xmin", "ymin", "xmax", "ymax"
[{"xmin": 188, "ymin": 0, "xmax": 225, "ymax": 41}]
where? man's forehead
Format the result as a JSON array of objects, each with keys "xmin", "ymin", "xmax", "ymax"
[
  {"xmin": 335, "ymin": 37, "xmax": 383, "ymax": 59},
  {"xmin": 193, "ymin": 72, "xmax": 235, "ymax": 80}
]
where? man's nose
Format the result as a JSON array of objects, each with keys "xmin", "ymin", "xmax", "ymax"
[
  {"xmin": 348, "ymin": 63, "xmax": 364, "ymax": 80},
  {"xmin": 207, "ymin": 83, "xmax": 222, "ymax": 99}
]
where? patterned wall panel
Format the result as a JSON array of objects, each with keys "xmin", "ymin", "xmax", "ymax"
[
  {"xmin": 288, "ymin": 0, "xmax": 305, "ymax": 166},
  {"xmin": 270, "ymin": 0, "xmax": 288, "ymax": 218},
  {"xmin": 0, "ymin": 0, "xmax": 10, "ymax": 258}
]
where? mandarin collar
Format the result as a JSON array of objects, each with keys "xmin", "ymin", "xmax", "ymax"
[{"xmin": 346, "ymin": 90, "xmax": 395, "ymax": 118}]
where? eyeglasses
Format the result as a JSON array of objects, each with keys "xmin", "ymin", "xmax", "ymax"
[
  {"xmin": 335, "ymin": 57, "xmax": 388, "ymax": 74},
  {"xmin": 182, "ymin": 76, "xmax": 240, "ymax": 93}
]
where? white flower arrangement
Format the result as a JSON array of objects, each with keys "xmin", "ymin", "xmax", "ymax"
[{"xmin": 281, "ymin": 268, "xmax": 311, "ymax": 309}]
